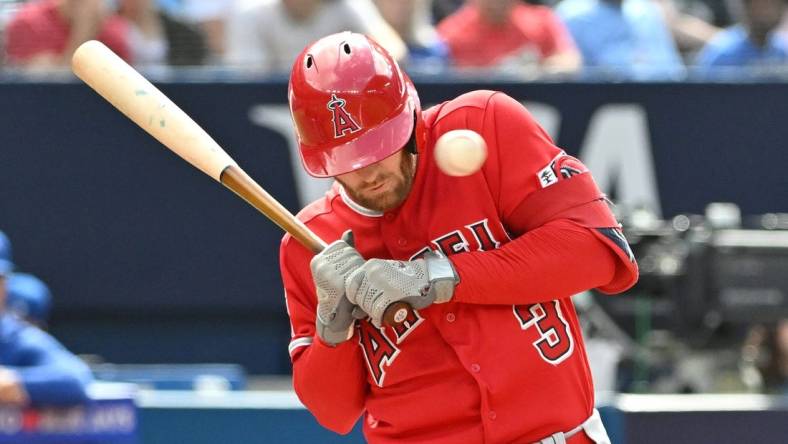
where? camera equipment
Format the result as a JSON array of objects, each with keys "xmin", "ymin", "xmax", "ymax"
[{"xmin": 594, "ymin": 206, "xmax": 788, "ymax": 346}]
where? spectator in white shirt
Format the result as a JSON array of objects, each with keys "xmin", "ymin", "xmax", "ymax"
[{"xmin": 224, "ymin": 0, "xmax": 406, "ymax": 73}]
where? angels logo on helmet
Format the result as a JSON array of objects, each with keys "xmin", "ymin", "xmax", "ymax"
[
  {"xmin": 288, "ymin": 32, "xmax": 421, "ymax": 177},
  {"xmin": 327, "ymin": 94, "xmax": 361, "ymax": 138}
]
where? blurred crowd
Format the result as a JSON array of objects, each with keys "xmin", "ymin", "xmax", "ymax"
[
  {"xmin": 2, "ymin": 0, "xmax": 788, "ymax": 411},
  {"xmin": 0, "ymin": 0, "xmax": 786, "ymax": 79}
]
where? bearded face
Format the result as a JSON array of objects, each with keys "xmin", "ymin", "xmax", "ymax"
[{"xmin": 336, "ymin": 149, "xmax": 417, "ymax": 213}]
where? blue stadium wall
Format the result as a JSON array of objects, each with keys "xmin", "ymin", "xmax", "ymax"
[{"xmin": 1, "ymin": 80, "xmax": 786, "ymax": 373}]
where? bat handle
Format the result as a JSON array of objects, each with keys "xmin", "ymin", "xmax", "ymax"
[
  {"xmin": 219, "ymin": 166, "xmax": 414, "ymax": 326},
  {"xmin": 382, "ymin": 302, "xmax": 413, "ymax": 326},
  {"xmin": 220, "ymin": 165, "xmax": 327, "ymax": 252},
  {"xmin": 315, "ymin": 240, "xmax": 416, "ymax": 326}
]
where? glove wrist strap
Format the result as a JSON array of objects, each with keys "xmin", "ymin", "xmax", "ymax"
[{"xmin": 425, "ymin": 252, "xmax": 459, "ymax": 303}]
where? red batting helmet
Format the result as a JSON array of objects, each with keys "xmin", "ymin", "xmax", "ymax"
[{"xmin": 288, "ymin": 32, "xmax": 421, "ymax": 177}]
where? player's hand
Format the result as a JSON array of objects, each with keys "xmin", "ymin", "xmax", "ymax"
[
  {"xmin": 310, "ymin": 231, "xmax": 367, "ymax": 346},
  {"xmin": 0, "ymin": 367, "xmax": 28, "ymax": 406},
  {"xmin": 345, "ymin": 252, "xmax": 459, "ymax": 327}
]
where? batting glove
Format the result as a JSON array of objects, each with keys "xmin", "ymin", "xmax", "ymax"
[
  {"xmin": 310, "ymin": 231, "xmax": 367, "ymax": 346},
  {"xmin": 345, "ymin": 251, "xmax": 459, "ymax": 327}
]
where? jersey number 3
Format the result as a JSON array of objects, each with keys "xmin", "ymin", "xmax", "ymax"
[{"xmin": 513, "ymin": 301, "xmax": 574, "ymax": 365}]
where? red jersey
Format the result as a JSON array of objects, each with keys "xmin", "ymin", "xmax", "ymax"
[
  {"xmin": 437, "ymin": 3, "xmax": 576, "ymax": 67},
  {"xmin": 4, "ymin": 0, "xmax": 130, "ymax": 65},
  {"xmin": 279, "ymin": 91, "xmax": 637, "ymax": 443}
]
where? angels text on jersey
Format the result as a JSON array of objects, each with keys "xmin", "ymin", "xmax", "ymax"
[{"xmin": 358, "ymin": 218, "xmax": 576, "ymax": 387}]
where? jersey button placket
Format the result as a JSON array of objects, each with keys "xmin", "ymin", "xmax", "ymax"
[
  {"xmin": 470, "ymin": 363, "xmax": 481, "ymax": 373},
  {"xmin": 381, "ymin": 211, "xmax": 398, "ymax": 253},
  {"xmin": 445, "ymin": 312, "xmax": 456, "ymax": 322},
  {"xmin": 487, "ymin": 411, "xmax": 497, "ymax": 421}
]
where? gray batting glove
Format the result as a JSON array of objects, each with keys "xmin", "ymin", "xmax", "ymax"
[
  {"xmin": 310, "ymin": 231, "xmax": 367, "ymax": 346},
  {"xmin": 345, "ymin": 251, "xmax": 459, "ymax": 328}
]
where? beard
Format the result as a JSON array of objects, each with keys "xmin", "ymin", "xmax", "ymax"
[{"xmin": 339, "ymin": 153, "xmax": 417, "ymax": 213}]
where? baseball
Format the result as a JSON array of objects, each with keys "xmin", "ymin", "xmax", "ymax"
[{"xmin": 434, "ymin": 129, "xmax": 487, "ymax": 176}]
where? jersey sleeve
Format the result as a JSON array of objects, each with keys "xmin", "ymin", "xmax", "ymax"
[
  {"xmin": 450, "ymin": 92, "xmax": 638, "ymax": 303},
  {"xmin": 478, "ymin": 92, "xmax": 563, "ymax": 220},
  {"xmin": 5, "ymin": 322, "xmax": 93, "ymax": 406},
  {"xmin": 451, "ymin": 219, "xmax": 617, "ymax": 304},
  {"xmin": 279, "ymin": 234, "xmax": 368, "ymax": 434}
]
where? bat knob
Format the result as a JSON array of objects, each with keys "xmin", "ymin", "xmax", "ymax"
[{"xmin": 383, "ymin": 302, "xmax": 412, "ymax": 326}]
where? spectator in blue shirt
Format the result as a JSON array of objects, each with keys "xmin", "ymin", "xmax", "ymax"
[
  {"xmin": 556, "ymin": 0, "xmax": 686, "ymax": 79},
  {"xmin": 695, "ymin": 0, "xmax": 788, "ymax": 74},
  {"xmin": 0, "ymin": 230, "xmax": 93, "ymax": 406}
]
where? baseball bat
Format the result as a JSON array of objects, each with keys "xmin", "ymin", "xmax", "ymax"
[{"xmin": 71, "ymin": 40, "xmax": 412, "ymax": 327}]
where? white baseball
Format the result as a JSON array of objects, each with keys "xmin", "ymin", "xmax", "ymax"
[{"xmin": 434, "ymin": 129, "xmax": 487, "ymax": 176}]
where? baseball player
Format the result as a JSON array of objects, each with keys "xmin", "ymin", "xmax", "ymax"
[
  {"xmin": 7, "ymin": 273, "xmax": 52, "ymax": 328},
  {"xmin": 0, "ymin": 230, "xmax": 94, "ymax": 406},
  {"xmin": 279, "ymin": 32, "xmax": 638, "ymax": 444}
]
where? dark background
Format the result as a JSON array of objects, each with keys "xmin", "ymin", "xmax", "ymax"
[{"xmin": 1, "ymin": 80, "xmax": 786, "ymax": 373}]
